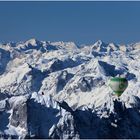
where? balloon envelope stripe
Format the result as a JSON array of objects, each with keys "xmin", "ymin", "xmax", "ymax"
[
  {"xmin": 110, "ymin": 78, "xmax": 127, "ymax": 82},
  {"xmin": 113, "ymin": 91, "xmax": 124, "ymax": 93}
]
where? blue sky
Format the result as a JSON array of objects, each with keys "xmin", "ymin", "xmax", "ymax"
[{"xmin": 0, "ymin": 1, "xmax": 140, "ymax": 45}]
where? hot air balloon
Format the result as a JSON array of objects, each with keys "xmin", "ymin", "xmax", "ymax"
[{"xmin": 109, "ymin": 77, "xmax": 128, "ymax": 97}]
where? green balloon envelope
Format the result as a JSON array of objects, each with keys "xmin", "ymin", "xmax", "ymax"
[{"xmin": 109, "ymin": 77, "xmax": 128, "ymax": 97}]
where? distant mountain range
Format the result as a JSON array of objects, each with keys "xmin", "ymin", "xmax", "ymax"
[{"xmin": 0, "ymin": 39, "xmax": 140, "ymax": 139}]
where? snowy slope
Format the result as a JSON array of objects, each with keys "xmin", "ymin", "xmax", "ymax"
[{"xmin": 0, "ymin": 39, "xmax": 140, "ymax": 139}]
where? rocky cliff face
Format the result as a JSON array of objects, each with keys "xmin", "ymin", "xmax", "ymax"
[{"xmin": 0, "ymin": 39, "xmax": 140, "ymax": 139}]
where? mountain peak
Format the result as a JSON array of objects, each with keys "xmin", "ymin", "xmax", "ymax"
[
  {"xmin": 91, "ymin": 40, "xmax": 108, "ymax": 52},
  {"xmin": 94, "ymin": 40, "xmax": 106, "ymax": 46},
  {"xmin": 25, "ymin": 38, "xmax": 40, "ymax": 46}
]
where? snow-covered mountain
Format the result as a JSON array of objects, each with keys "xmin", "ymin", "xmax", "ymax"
[{"xmin": 0, "ymin": 38, "xmax": 140, "ymax": 139}]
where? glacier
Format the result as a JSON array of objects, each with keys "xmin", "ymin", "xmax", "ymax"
[{"xmin": 0, "ymin": 38, "xmax": 140, "ymax": 139}]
